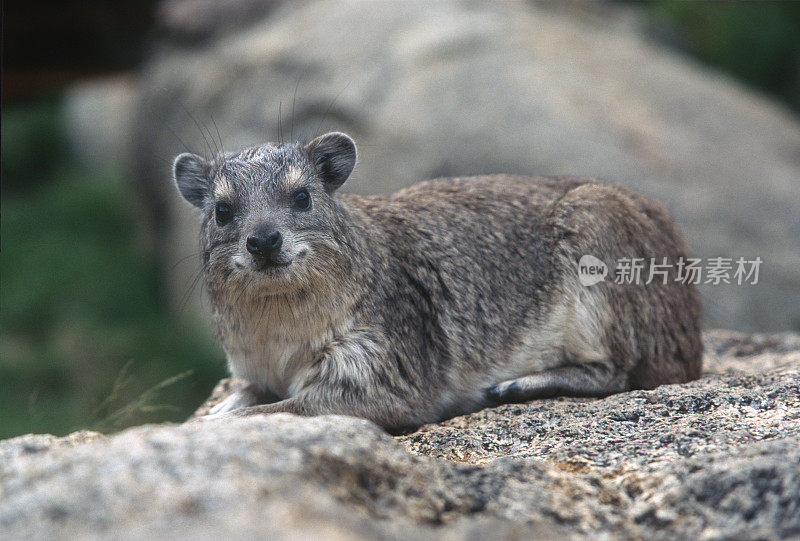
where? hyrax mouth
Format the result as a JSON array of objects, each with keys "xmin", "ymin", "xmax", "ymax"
[
  {"xmin": 231, "ymin": 253, "xmax": 292, "ymax": 273},
  {"xmin": 251, "ymin": 257, "xmax": 292, "ymax": 271}
]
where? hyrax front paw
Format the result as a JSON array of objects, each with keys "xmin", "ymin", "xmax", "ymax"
[{"xmin": 205, "ymin": 390, "xmax": 260, "ymax": 418}]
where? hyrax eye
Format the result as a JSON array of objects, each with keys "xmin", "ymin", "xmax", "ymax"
[
  {"xmin": 215, "ymin": 202, "xmax": 233, "ymax": 225},
  {"xmin": 293, "ymin": 189, "xmax": 311, "ymax": 211}
]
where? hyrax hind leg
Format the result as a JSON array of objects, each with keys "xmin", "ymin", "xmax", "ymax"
[
  {"xmin": 486, "ymin": 362, "xmax": 627, "ymax": 403},
  {"xmin": 487, "ymin": 181, "xmax": 687, "ymax": 405},
  {"xmin": 487, "ymin": 286, "xmax": 628, "ymax": 404}
]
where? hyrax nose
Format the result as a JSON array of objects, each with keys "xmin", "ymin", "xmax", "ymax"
[{"xmin": 246, "ymin": 228, "xmax": 283, "ymax": 258}]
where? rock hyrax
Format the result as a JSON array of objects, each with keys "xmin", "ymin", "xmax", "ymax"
[{"xmin": 173, "ymin": 132, "xmax": 702, "ymax": 430}]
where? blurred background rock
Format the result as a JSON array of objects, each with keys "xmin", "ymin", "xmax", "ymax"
[{"xmin": 2, "ymin": 0, "xmax": 799, "ymax": 439}]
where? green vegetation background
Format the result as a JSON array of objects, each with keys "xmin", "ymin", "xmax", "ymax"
[
  {"xmin": 2, "ymin": 2, "xmax": 799, "ymax": 439},
  {"xmin": 1, "ymin": 99, "xmax": 225, "ymax": 438}
]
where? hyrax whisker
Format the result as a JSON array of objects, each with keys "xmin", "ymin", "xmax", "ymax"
[
  {"xmin": 166, "ymin": 124, "xmax": 197, "ymax": 157},
  {"xmin": 184, "ymin": 106, "xmax": 216, "ymax": 158},
  {"xmin": 278, "ymin": 101, "xmax": 283, "ymax": 147},
  {"xmin": 171, "ymin": 250, "xmax": 209, "ymax": 271},
  {"xmin": 178, "ymin": 267, "xmax": 206, "ymax": 313},
  {"xmin": 210, "ymin": 114, "xmax": 224, "ymax": 155},
  {"xmin": 173, "ymin": 132, "xmax": 702, "ymax": 430}
]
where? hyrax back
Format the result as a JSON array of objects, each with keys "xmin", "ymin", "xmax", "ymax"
[{"xmin": 173, "ymin": 132, "xmax": 702, "ymax": 430}]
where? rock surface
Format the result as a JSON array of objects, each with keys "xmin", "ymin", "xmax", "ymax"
[
  {"xmin": 66, "ymin": 0, "xmax": 800, "ymax": 331},
  {"xmin": 2, "ymin": 330, "xmax": 799, "ymax": 539}
]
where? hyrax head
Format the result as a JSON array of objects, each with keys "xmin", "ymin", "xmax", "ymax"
[{"xmin": 173, "ymin": 132, "xmax": 357, "ymax": 293}]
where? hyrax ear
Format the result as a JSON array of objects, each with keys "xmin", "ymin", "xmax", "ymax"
[
  {"xmin": 305, "ymin": 132, "xmax": 357, "ymax": 192},
  {"xmin": 173, "ymin": 153, "xmax": 211, "ymax": 208}
]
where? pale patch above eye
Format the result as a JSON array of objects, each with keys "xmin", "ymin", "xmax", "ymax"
[
  {"xmin": 285, "ymin": 166, "xmax": 303, "ymax": 186},
  {"xmin": 213, "ymin": 177, "xmax": 235, "ymax": 201}
]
